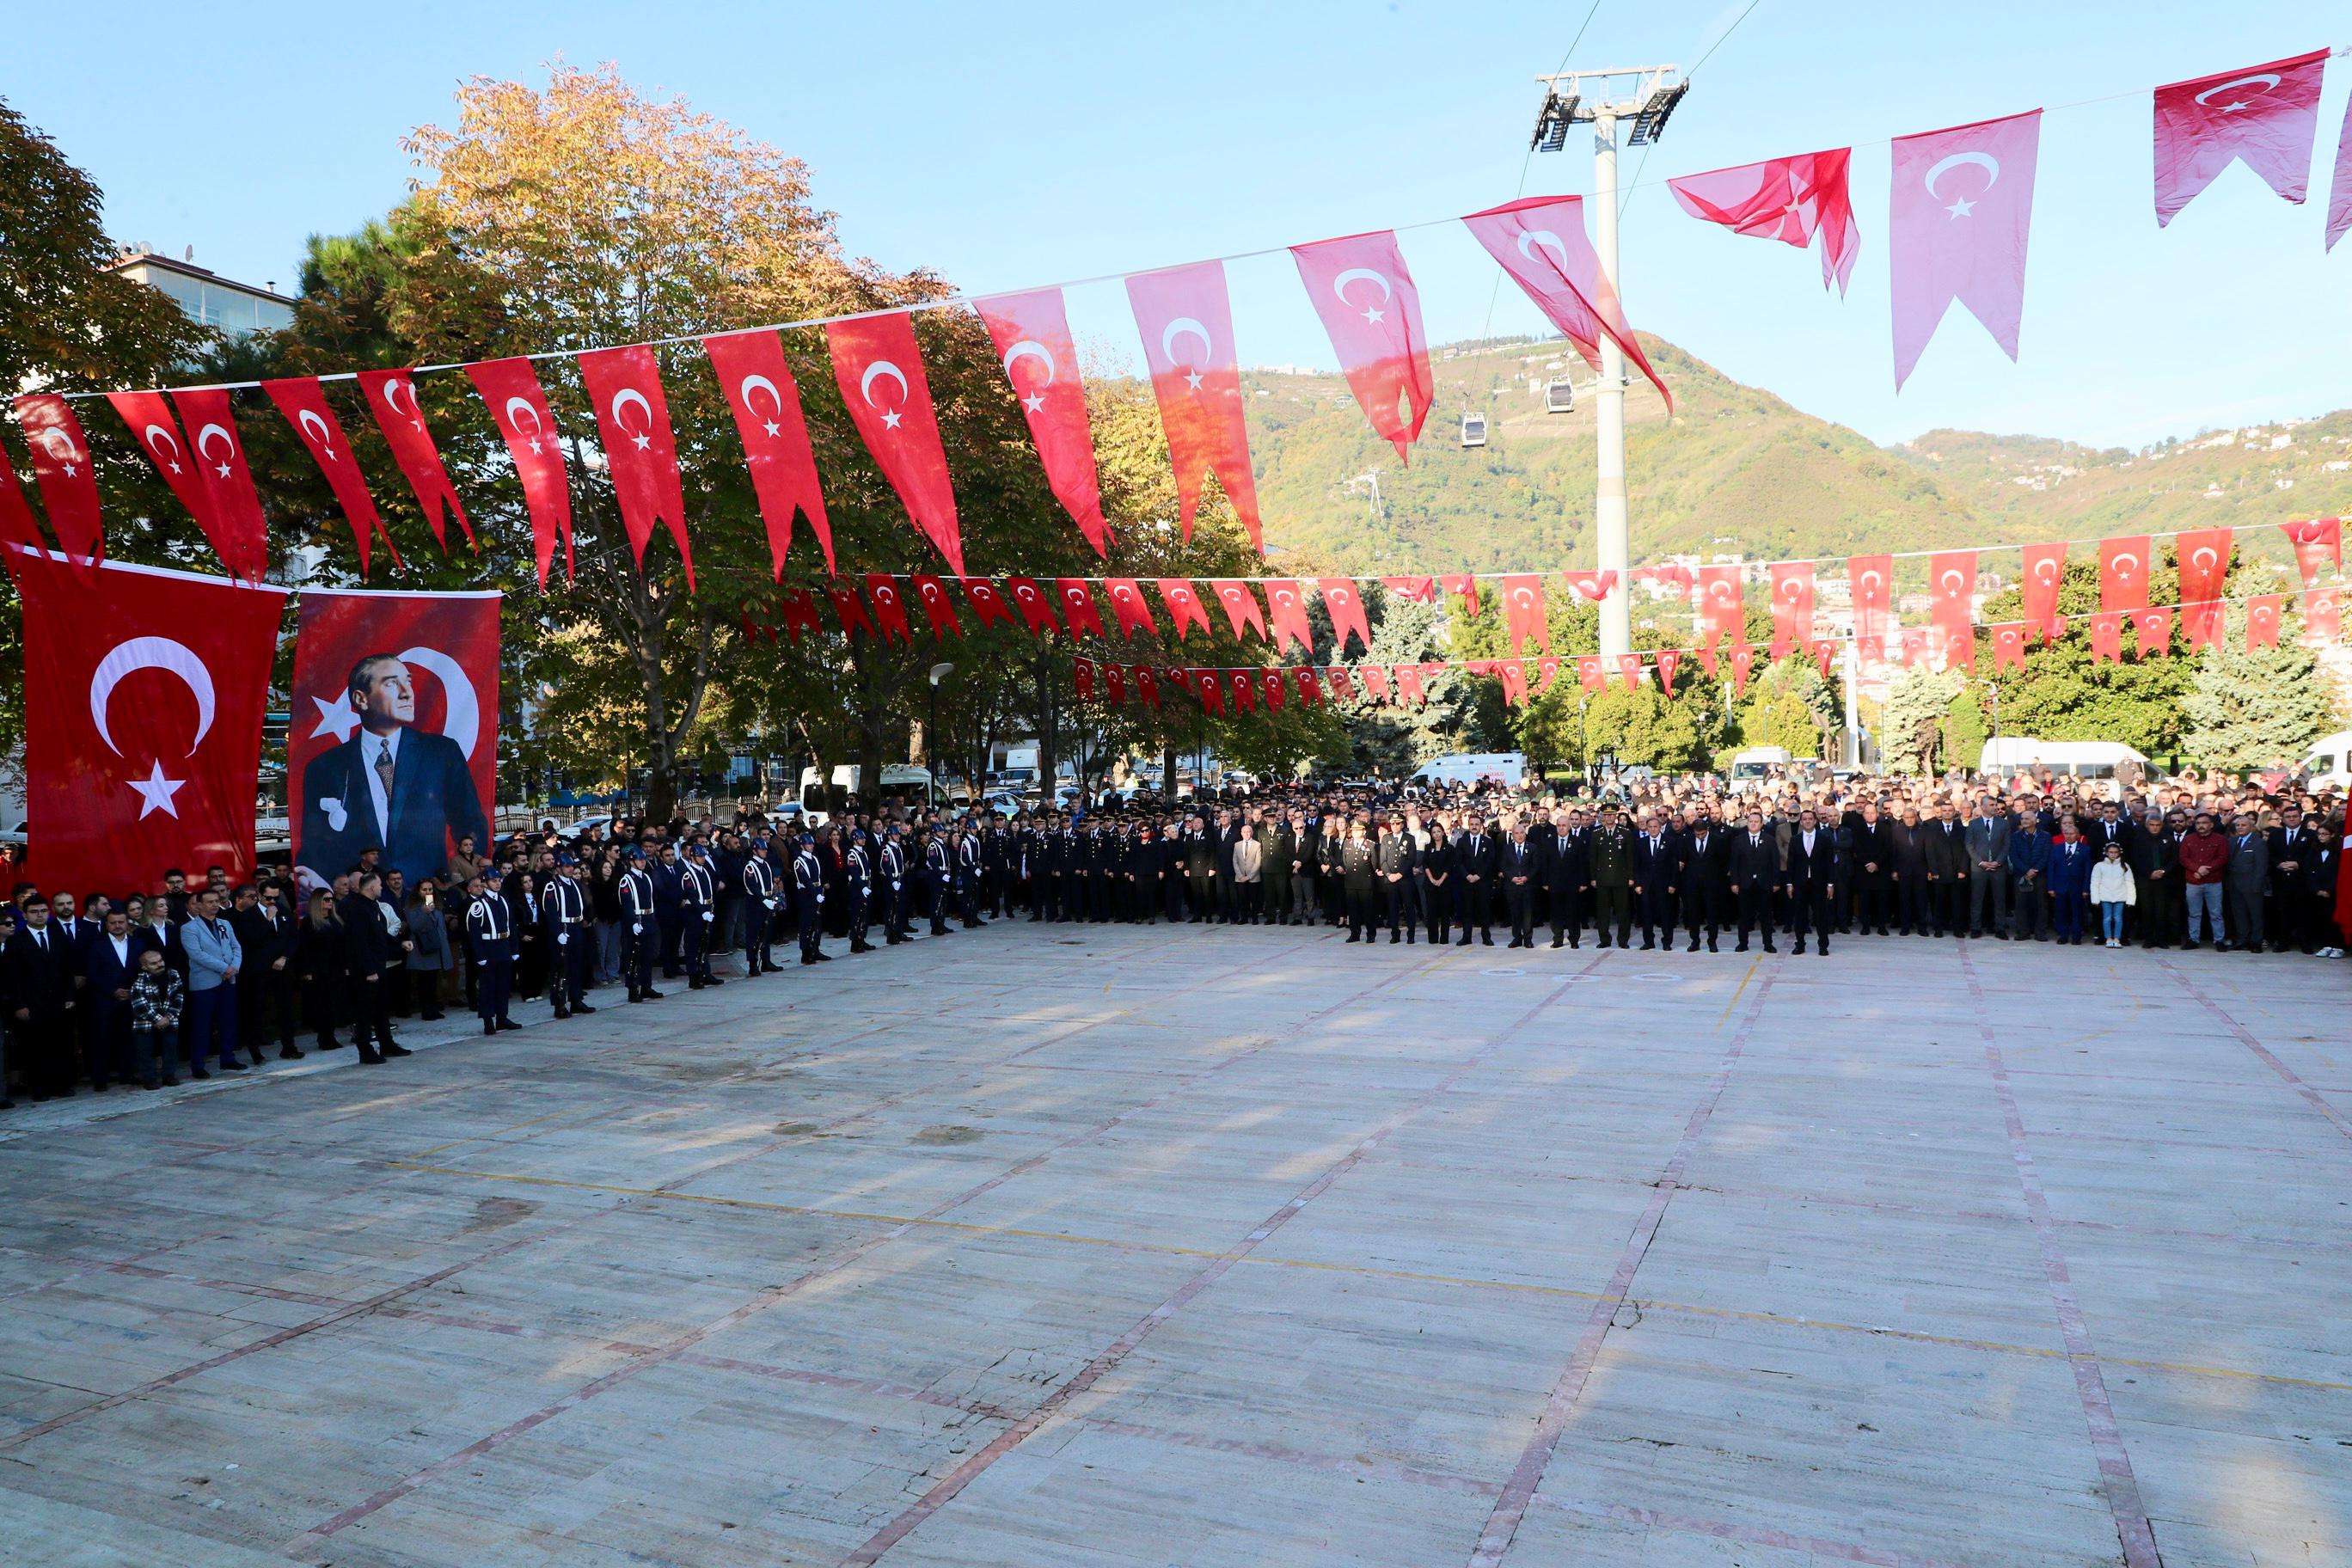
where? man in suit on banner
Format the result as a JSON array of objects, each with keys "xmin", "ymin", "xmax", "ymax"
[{"xmin": 299, "ymin": 654, "xmax": 489, "ymax": 891}]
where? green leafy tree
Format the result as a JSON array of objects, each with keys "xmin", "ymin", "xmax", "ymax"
[
  {"xmin": 1880, "ymin": 666, "xmax": 1963, "ymax": 775},
  {"xmin": 1973, "ymin": 556, "xmax": 2196, "ymax": 762},
  {"xmin": 2180, "ymin": 607, "xmax": 2332, "ymax": 770}
]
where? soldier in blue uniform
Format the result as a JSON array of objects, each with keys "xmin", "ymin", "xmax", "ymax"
[
  {"xmin": 793, "ymin": 833, "xmax": 830, "ymax": 965},
  {"xmin": 879, "ymin": 828, "xmax": 910, "ymax": 944},
  {"xmin": 463, "ymin": 871, "xmax": 518, "ymax": 1034},
  {"xmin": 680, "ymin": 842, "xmax": 720, "ymax": 989},
  {"xmin": 923, "ymin": 827, "xmax": 954, "ymax": 935},
  {"xmin": 539, "ymin": 856, "xmax": 596, "ymax": 1019},
  {"xmin": 844, "ymin": 829, "xmax": 873, "ymax": 952},
  {"xmin": 956, "ymin": 825, "xmax": 986, "ymax": 927},
  {"xmin": 740, "ymin": 839, "xmax": 779, "ymax": 976},
  {"xmin": 618, "ymin": 848, "xmax": 663, "ymax": 1001}
]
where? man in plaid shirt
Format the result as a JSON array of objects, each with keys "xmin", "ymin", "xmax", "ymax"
[{"xmin": 128, "ymin": 948, "xmax": 186, "ymax": 1091}]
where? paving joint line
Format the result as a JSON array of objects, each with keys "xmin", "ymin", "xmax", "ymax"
[{"xmin": 2154, "ymin": 956, "xmax": 2352, "ymax": 1142}]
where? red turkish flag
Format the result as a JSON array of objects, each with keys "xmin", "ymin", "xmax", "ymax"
[
  {"xmin": 1210, "ymin": 579, "xmax": 1267, "ymax": 640},
  {"xmin": 1639, "ymin": 563, "xmax": 1693, "ymax": 605},
  {"xmin": 1125, "ymin": 260, "xmax": 1262, "ymax": 548},
  {"xmin": 1768, "ymin": 562, "xmax": 1815, "ymax": 656},
  {"xmin": 265, "ymin": 377, "xmax": 401, "ymax": 579},
  {"xmin": 826, "ymin": 584, "xmax": 875, "ymax": 639},
  {"xmin": 2184, "ymin": 599, "xmax": 2224, "ymax": 653},
  {"xmin": 2332, "ymin": 89, "xmax": 2352, "ymax": 250},
  {"xmin": 1135, "ymin": 665, "xmax": 1161, "ymax": 707},
  {"xmin": 1561, "ymin": 570, "xmax": 1616, "ymax": 603},
  {"xmin": 2281, "ymin": 517, "xmax": 2341, "ymax": 585},
  {"xmin": 2306, "ymin": 587, "xmax": 2343, "ymax": 646},
  {"xmin": 959, "ymin": 578, "xmax": 1016, "ymax": 630},
  {"xmin": 288, "ymin": 587, "xmax": 499, "ymax": 891},
  {"xmin": 1290, "ymin": 229, "xmax": 1433, "ymax": 462},
  {"xmin": 911, "ymin": 574, "xmax": 961, "ymax": 640},
  {"xmin": 1847, "ymin": 554, "xmax": 1893, "ymax": 640},
  {"xmin": 1533, "ymin": 655, "xmax": 1562, "ymax": 694},
  {"xmin": 1104, "ymin": 664, "xmax": 1127, "ymax": 705},
  {"xmin": 1361, "ymin": 665, "xmax": 1392, "ymax": 703},
  {"xmin": 1656, "ymin": 647, "xmax": 1682, "ymax": 695},
  {"xmin": 353, "ymin": 369, "xmax": 475, "ymax": 554},
  {"xmin": 1576, "ymin": 655, "xmax": 1604, "ymax": 694},
  {"xmin": 1004, "ymin": 577, "xmax": 1059, "ymax": 635},
  {"xmin": 460, "ymin": 360, "xmax": 567, "ymax": 587},
  {"xmin": 1729, "ymin": 644, "xmax": 1759, "ymax": 696},
  {"xmin": 1228, "ymin": 670, "xmax": 1256, "ymax": 714},
  {"xmin": 1073, "ymin": 657, "xmax": 1096, "ymax": 702},
  {"xmin": 1104, "ymin": 578, "xmax": 1155, "ymax": 638},
  {"xmin": 701, "ymin": 329, "xmax": 834, "ymax": 578},
  {"xmin": 1930, "ymin": 550, "xmax": 1976, "ymax": 658},
  {"xmin": 2020, "ymin": 542, "xmax": 2067, "ymax": 639},
  {"xmin": 17, "ymin": 554, "xmax": 285, "ymax": 891},
  {"xmin": 778, "ymin": 588, "xmax": 824, "ymax": 641},
  {"xmin": 13, "ymin": 394, "xmax": 104, "ymax": 564},
  {"xmin": 1890, "ymin": 111, "xmax": 2042, "ymax": 389},
  {"xmin": 1260, "ymin": 668, "xmax": 1287, "ymax": 712},
  {"xmin": 1898, "ymin": 627, "xmax": 1931, "ymax": 668},
  {"xmin": 577, "ymin": 345, "xmax": 695, "ymax": 589},
  {"xmin": 1855, "ymin": 634, "xmax": 1884, "ymax": 669},
  {"xmin": 2086, "ymin": 612, "xmax": 2127, "ymax": 664},
  {"xmin": 1463, "ymin": 195, "xmax": 1671, "ymax": 410},
  {"xmin": 1500, "ymin": 573, "xmax": 1549, "ymax": 653},
  {"xmin": 0, "ymin": 431, "xmax": 48, "ymax": 572},
  {"xmin": 2132, "ymin": 606, "xmax": 2175, "ymax": 658},
  {"xmin": 826, "ymin": 312, "xmax": 964, "ymax": 574},
  {"xmin": 1381, "ymin": 574, "xmax": 1436, "ymax": 603},
  {"xmin": 1157, "ymin": 579, "xmax": 1211, "ymax": 640},
  {"xmin": 974, "ymin": 288, "xmax": 1108, "ymax": 555},
  {"xmin": 1293, "ymin": 666, "xmax": 1321, "ymax": 707},
  {"xmin": 2098, "ymin": 535, "xmax": 2152, "ymax": 612},
  {"xmin": 1320, "ymin": 578, "xmax": 1370, "ymax": 653},
  {"xmin": 1614, "ymin": 653, "xmax": 1643, "ymax": 693},
  {"xmin": 1441, "ymin": 573, "xmax": 1481, "ymax": 616},
  {"xmin": 1326, "ymin": 666, "xmax": 1356, "ymax": 703},
  {"xmin": 1394, "ymin": 664, "xmax": 1424, "ymax": 706},
  {"xmin": 1264, "ymin": 579, "xmax": 1314, "ymax": 653},
  {"xmin": 1694, "ymin": 565, "xmax": 1743, "ymax": 648},
  {"xmin": 1810, "ymin": 640, "xmax": 1838, "ymax": 682},
  {"xmin": 107, "ymin": 389, "xmax": 270, "ymax": 581},
  {"xmin": 1055, "ymin": 579, "xmax": 1105, "ymax": 639},
  {"xmin": 1669, "ymin": 148, "xmax": 1860, "ymax": 295},
  {"xmin": 863, "ymin": 575, "xmax": 913, "ymax": 642},
  {"xmin": 1196, "ymin": 669, "xmax": 1225, "ymax": 714},
  {"xmin": 1497, "ymin": 660, "xmax": 1528, "ymax": 707},
  {"xmin": 2245, "ymin": 595, "xmax": 2283, "ymax": 650},
  {"xmin": 2154, "ymin": 50, "xmax": 2328, "ymax": 225},
  {"xmin": 2175, "ymin": 527, "xmax": 2233, "ymax": 646},
  {"xmin": 1991, "ymin": 622, "xmax": 2029, "ymax": 670}
]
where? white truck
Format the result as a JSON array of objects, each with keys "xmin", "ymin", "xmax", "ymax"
[{"xmin": 1409, "ymin": 752, "xmax": 1527, "ymax": 791}]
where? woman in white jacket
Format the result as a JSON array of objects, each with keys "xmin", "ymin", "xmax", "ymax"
[{"xmin": 2090, "ymin": 840, "xmax": 2137, "ymax": 949}]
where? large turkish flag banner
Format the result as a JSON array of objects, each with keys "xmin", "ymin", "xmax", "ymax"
[
  {"xmin": 577, "ymin": 344, "xmax": 696, "ymax": 589},
  {"xmin": 1669, "ymin": 148, "xmax": 1860, "ymax": 294},
  {"xmin": 2153, "ymin": 50, "xmax": 2327, "ymax": 226},
  {"xmin": 1289, "ymin": 229, "xmax": 1434, "ymax": 461},
  {"xmin": 1463, "ymin": 195, "xmax": 1672, "ymax": 409},
  {"xmin": 974, "ymin": 288, "xmax": 1109, "ymax": 555},
  {"xmin": 463, "ymin": 358, "xmax": 573, "ymax": 588},
  {"xmin": 288, "ymin": 588, "xmax": 499, "ymax": 892},
  {"xmin": 826, "ymin": 312, "xmax": 965, "ymax": 575},
  {"xmin": 1125, "ymin": 260, "xmax": 1264, "ymax": 549},
  {"xmin": 16, "ymin": 553, "xmax": 285, "ymax": 891},
  {"xmin": 1890, "ymin": 110, "xmax": 2042, "ymax": 389},
  {"xmin": 701, "ymin": 328, "xmax": 836, "ymax": 578}
]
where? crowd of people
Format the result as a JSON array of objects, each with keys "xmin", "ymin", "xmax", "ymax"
[{"xmin": 3, "ymin": 763, "xmax": 2343, "ymax": 1109}]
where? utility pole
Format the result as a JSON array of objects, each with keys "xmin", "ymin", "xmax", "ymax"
[{"xmin": 1531, "ymin": 66, "xmax": 1687, "ymax": 661}]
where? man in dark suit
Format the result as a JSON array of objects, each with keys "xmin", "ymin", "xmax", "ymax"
[
  {"xmin": 1963, "ymin": 800, "xmax": 2012, "ymax": 939},
  {"xmin": 1679, "ymin": 816, "xmax": 1728, "ymax": 952},
  {"xmin": 1729, "ymin": 810, "xmax": 1779, "ymax": 954},
  {"xmin": 338, "ymin": 873, "xmax": 407, "ymax": 1064},
  {"xmin": 1500, "ymin": 824, "xmax": 1541, "ymax": 948},
  {"xmin": 2223, "ymin": 812, "xmax": 2269, "ymax": 952},
  {"xmin": 6, "ymin": 897, "xmax": 80, "ymax": 1098},
  {"xmin": 230, "ymin": 883, "xmax": 303, "ymax": 1062},
  {"xmin": 1543, "ymin": 808, "xmax": 1587, "ymax": 947},
  {"xmin": 83, "ymin": 907, "xmax": 143, "ymax": 1090},
  {"xmin": 1631, "ymin": 811, "xmax": 1680, "ymax": 951},
  {"xmin": 1455, "ymin": 812, "xmax": 1496, "ymax": 946},
  {"xmin": 1785, "ymin": 808, "xmax": 1842, "ymax": 955},
  {"xmin": 2268, "ymin": 806, "xmax": 2316, "ymax": 953},
  {"xmin": 299, "ymin": 654, "xmax": 491, "ymax": 891},
  {"xmin": 652, "ymin": 842, "xmax": 686, "ymax": 977},
  {"xmin": 1890, "ymin": 806, "xmax": 1931, "ymax": 935},
  {"xmin": 1922, "ymin": 801, "xmax": 1970, "ymax": 938}
]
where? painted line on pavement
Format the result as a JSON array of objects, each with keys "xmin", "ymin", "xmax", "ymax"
[{"xmin": 2157, "ymin": 956, "xmax": 2352, "ymax": 1142}]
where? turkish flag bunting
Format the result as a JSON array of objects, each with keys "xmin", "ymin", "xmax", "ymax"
[
  {"xmin": 461, "ymin": 359, "xmax": 566, "ymax": 586},
  {"xmin": 1382, "ymin": 574, "xmax": 1437, "ymax": 603},
  {"xmin": 1639, "ymin": 564, "xmax": 1693, "ymax": 604},
  {"xmin": 2086, "ymin": 611, "xmax": 2126, "ymax": 664},
  {"xmin": 1669, "ymin": 148, "xmax": 1861, "ymax": 295},
  {"xmin": 1729, "ymin": 644, "xmax": 1759, "ymax": 695},
  {"xmin": 1136, "ymin": 665, "xmax": 1161, "ymax": 707},
  {"xmin": 106, "ymin": 389, "xmax": 270, "ymax": 581},
  {"xmin": 1462, "ymin": 196, "xmax": 1672, "ymax": 410},
  {"xmin": 1899, "ymin": 627, "xmax": 1931, "ymax": 668},
  {"xmin": 1656, "ymin": 647, "xmax": 1681, "ymax": 695},
  {"xmin": 1326, "ymin": 666, "xmax": 1355, "ymax": 703},
  {"xmin": 701, "ymin": 329, "xmax": 834, "ymax": 578},
  {"xmin": 1395, "ymin": 664, "xmax": 1424, "ymax": 706},
  {"xmin": 0, "ymin": 432, "xmax": 46, "ymax": 572},
  {"xmin": 1929, "ymin": 550, "xmax": 1976, "ymax": 655},
  {"xmin": 1576, "ymin": 654, "xmax": 1604, "ymax": 694},
  {"xmin": 2184, "ymin": 599, "xmax": 2223, "ymax": 653},
  {"xmin": 1211, "ymin": 579, "xmax": 1267, "ymax": 640},
  {"xmin": 1261, "ymin": 668, "xmax": 1287, "ymax": 712},
  {"xmin": 2281, "ymin": 517, "xmax": 2341, "ymax": 584},
  {"xmin": 1992, "ymin": 622, "xmax": 2029, "ymax": 670},
  {"xmin": 778, "ymin": 588, "xmax": 824, "ymax": 641},
  {"xmin": 1498, "ymin": 660, "xmax": 1528, "ymax": 707},
  {"xmin": 1856, "ymin": 634, "xmax": 1885, "ymax": 669},
  {"xmin": 827, "ymin": 584, "xmax": 875, "ymax": 639},
  {"xmin": 1125, "ymin": 260, "xmax": 1262, "ymax": 549},
  {"xmin": 959, "ymin": 578, "xmax": 1017, "ymax": 630},
  {"xmin": 1158, "ymin": 579, "xmax": 1212, "ymax": 640},
  {"xmin": 1320, "ymin": 578, "xmax": 1370, "ymax": 653},
  {"xmin": 973, "ymin": 288, "xmax": 1109, "ymax": 555},
  {"xmin": 2175, "ymin": 527, "xmax": 2233, "ymax": 646},
  {"xmin": 1104, "ymin": 578, "xmax": 1156, "ymax": 638},
  {"xmin": 911, "ymin": 573, "xmax": 961, "ymax": 640},
  {"xmin": 1695, "ymin": 565, "xmax": 1743, "ymax": 648},
  {"xmin": 1073, "ymin": 657, "xmax": 1096, "ymax": 701},
  {"xmin": 17, "ymin": 554, "xmax": 285, "ymax": 891},
  {"xmin": 826, "ymin": 312, "xmax": 964, "ymax": 574},
  {"xmin": 1890, "ymin": 111, "xmax": 2043, "ymax": 390},
  {"xmin": 1847, "ymin": 554, "xmax": 1893, "ymax": 640},
  {"xmin": 11, "ymin": 395, "xmax": 103, "ymax": 564},
  {"xmin": 2306, "ymin": 588, "xmax": 2343, "ymax": 646},
  {"xmin": 1534, "ymin": 655, "xmax": 1562, "ymax": 694},
  {"xmin": 2153, "ymin": 51, "xmax": 2328, "ymax": 225},
  {"xmin": 2245, "ymin": 595, "xmax": 2283, "ymax": 650},
  {"xmin": 1264, "ymin": 579, "xmax": 1313, "ymax": 653},
  {"xmin": 2019, "ymin": 542, "xmax": 2067, "ymax": 638},
  {"xmin": 353, "ymin": 369, "xmax": 475, "ymax": 554},
  {"xmin": 2133, "ymin": 606, "xmax": 2174, "ymax": 658},
  {"xmin": 1768, "ymin": 561, "xmax": 1815, "ymax": 656},
  {"xmin": 1104, "ymin": 664, "xmax": 1127, "ymax": 705},
  {"xmin": 576, "ymin": 346, "xmax": 695, "ymax": 587},
  {"xmin": 1196, "ymin": 669, "xmax": 1224, "ymax": 714},
  {"xmin": 1440, "ymin": 573, "xmax": 1481, "ymax": 616},
  {"xmin": 1227, "ymin": 671, "xmax": 1256, "ymax": 714},
  {"xmin": 266, "ymin": 377, "xmax": 401, "ymax": 580},
  {"xmin": 2098, "ymin": 535, "xmax": 2152, "ymax": 611},
  {"xmin": 1361, "ymin": 665, "xmax": 1392, "ymax": 703},
  {"xmin": 1056, "ymin": 579, "xmax": 1105, "ymax": 639},
  {"xmin": 2331, "ymin": 87, "xmax": 2352, "ymax": 249},
  {"xmin": 1810, "ymin": 640, "xmax": 1838, "ymax": 682},
  {"xmin": 864, "ymin": 574, "xmax": 913, "ymax": 642},
  {"xmin": 1501, "ymin": 573, "xmax": 1549, "ymax": 653},
  {"xmin": 1616, "ymin": 653, "xmax": 1643, "ymax": 694},
  {"xmin": 1294, "ymin": 667, "xmax": 1321, "ymax": 707},
  {"xmin": 1004, "ymin": 577, "xmax": 1059, "ymax": 634},
  {"xmin": 1561, "ymin": 570, "xmax": 1616, "ymax": 603},
  {"xmin": 1289, "ymin": 229, "xmax": 1434, "ymax": 462}
]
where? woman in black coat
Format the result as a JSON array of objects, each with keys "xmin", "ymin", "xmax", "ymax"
[
  {"xmin": 295, "ymin": 889, "xmax": 346, "ymax": 1049},
  {"xmin": 512, "ymin": 872, "xmax": 547, "ymax": 1001}
]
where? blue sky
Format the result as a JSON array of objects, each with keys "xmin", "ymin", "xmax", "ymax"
[{"xmin": 15, "ymin": 1, "xmax": 2349, "ymax": 448}]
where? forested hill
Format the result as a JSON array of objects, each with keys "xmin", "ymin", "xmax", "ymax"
[{"xmin": 1234, "ymin": 334, "xmax": 2352, "ymax": 573}]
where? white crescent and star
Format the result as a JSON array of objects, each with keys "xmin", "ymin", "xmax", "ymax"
[
  {"xmin": 610, "ymin": 388, "xmax": 655, "ymax": 450},
  {"xmin": 2195, "ymin": 72, "xmax": 2282, "ymax": 113},
  {"xmin": 2191, "ymin": 546, "xmax": 2220, "ymax": 571},
  {"xmin": 2110, "ymin": 552, "xmax": 2142, "ymax": 577},
  {"xmin": 383, "ymin": 377, "xmax": 424, "ymax": 432},
  {"xmin": 1331, "ymin": 267, "xmax": 1393, "ymax": 325},
  {"xmin": 90, "ymin": 637, "xmax": 217, "ymax": 817},
  {"xmin": 144, "ymin": 425, "xmax": 185, "ymax": 475},
  {"xmin": 296, "ymin": 407, "xmax": 336, "ymax": 459},
  {"xmin": 738, "ymin": 374, "xmax": 785, "ymax": 438},
  {"xmin": 1515, "ymin": 229, "xmax": 1572, "ymax": 269},
  {"xmin": 195, "ymin": 422, "xmax": 236, "ymax": 479},
  {"xmin": 860, "ymin": 360, "xmax": 910, "ymax": 428},
  {"xmin": 1940, "ymin": 568, "xmax": 1967, "ymax": 595},
  {"xmin": 1001, "ymin": 338, "xmax": 1057, "ymax": 415},
  {"xmin": 32, "ymin": 426, "xmax": 81, "ymax": 478},
  {"xmin": 1159, "ymin": 317, "xmax": 1213, "ymax": 391},
  {"xmin": 1924, "ymin": 150, "xmax": 2001, "ymax": 218}
]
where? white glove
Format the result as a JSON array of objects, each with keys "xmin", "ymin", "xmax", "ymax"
[
  {"xmin": 557, "ymin": 934, "xmax": 569, "ymax": 946},
  {"xmin": 701, "ymin": 911, "xmax": 715, "ymax": 922},
  {"xmin": 632, "ymin": 923, "xmax": 644, "ymax": 935}
]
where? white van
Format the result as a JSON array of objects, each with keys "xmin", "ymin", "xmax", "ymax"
[
  {"xmin": 1978, "ymin": 738, "xmax": 2150, "ymax": 796},
  {"xmin": 1410, "ymin": 751, "xmax": 1526, "ymax": 791},
  {"xmin": 1729, "ymin": 747, "xmax": 1792, "ymax": 793},
  {"xmin": 797, "ymin": 763, "xmax": 939, "ymax": 824},
  {"xmin": 2302, "ymin": 729, "xmax": 2352, "ymax": 790}
]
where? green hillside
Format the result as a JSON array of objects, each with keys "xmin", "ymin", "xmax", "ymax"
[{"xmin": 1239, "ymin": 335, "xmax": 2352, "ymax": 573}]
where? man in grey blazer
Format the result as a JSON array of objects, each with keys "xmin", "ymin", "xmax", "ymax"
[
  {"xmin": 2222, "ymin": 812, "xmax": 2269, "ymax": 952},
  {"xmin": 1963, "ymin": 797, "xmax": 2012, "ymax": 939}
]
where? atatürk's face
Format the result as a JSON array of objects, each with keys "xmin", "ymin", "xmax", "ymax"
[{"xmin": 357, "ymin": 661, "xmax": 416, "ymax": 728}]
